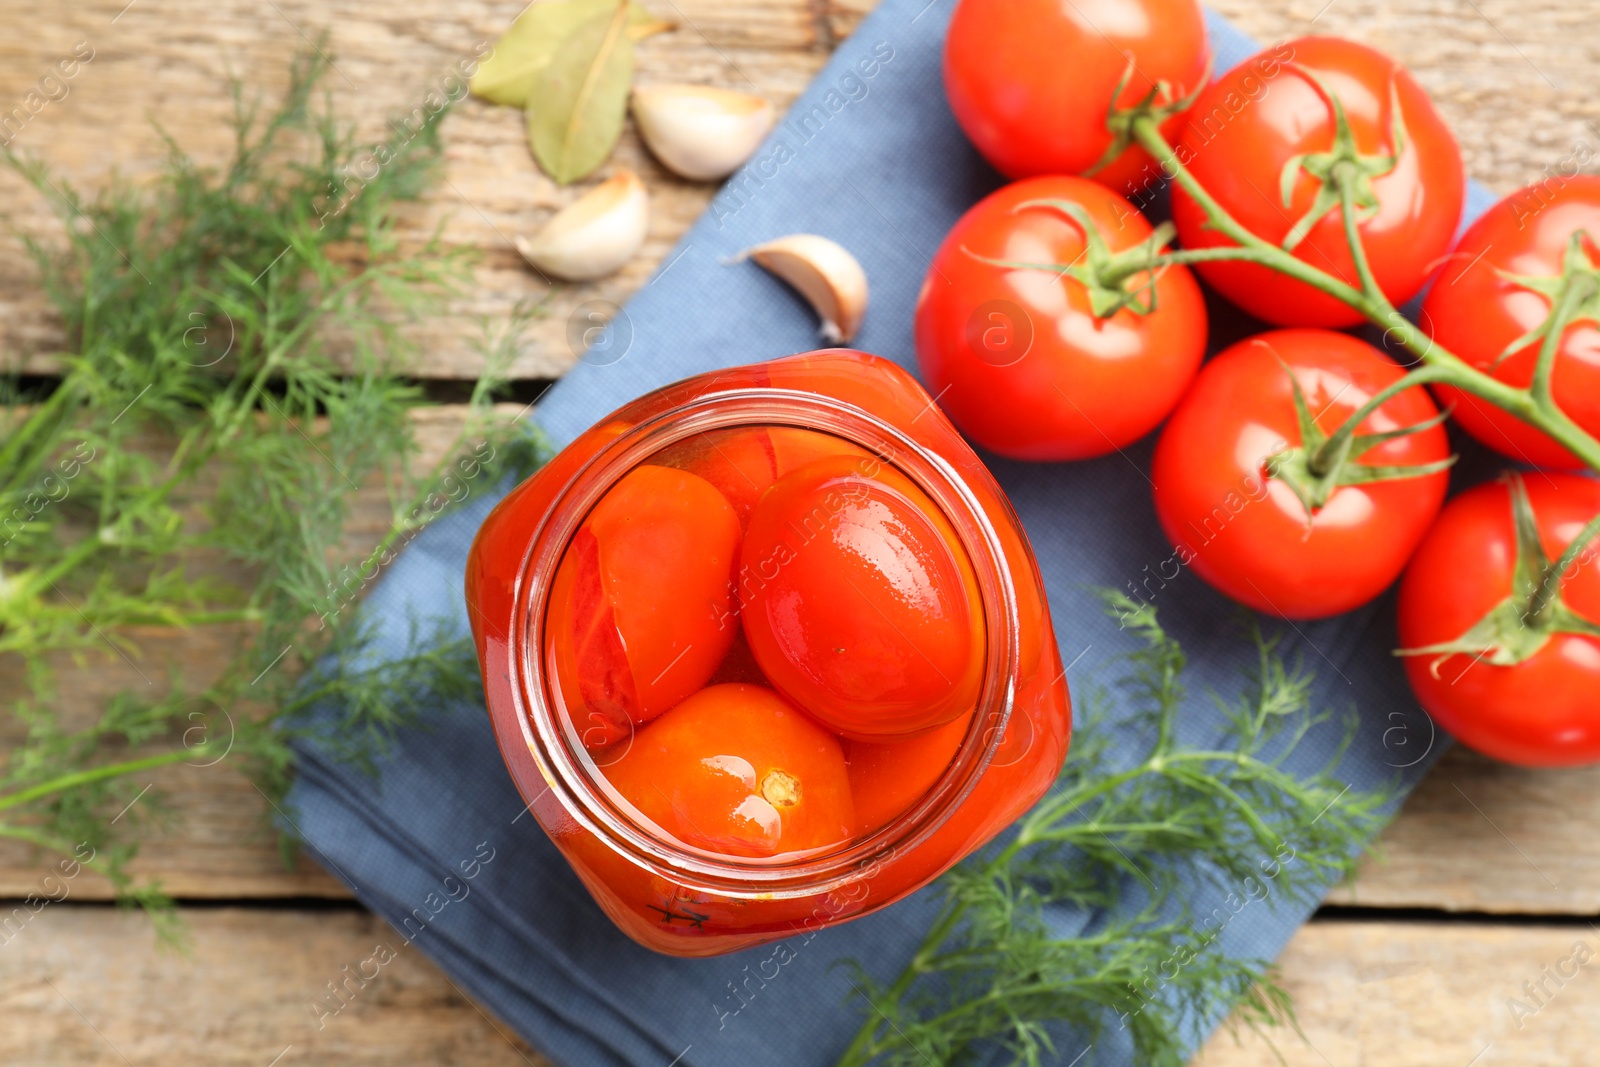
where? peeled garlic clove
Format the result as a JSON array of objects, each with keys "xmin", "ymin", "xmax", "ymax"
[
  {"xmin": 632, "ymin": 84, "xmax": 776, "ymax": 182},
  {"xmin": 515, "ymin": 170, "xmax": 648, "ymax": 282},
  {"xmin": 741, "ymin": 234, "xmax": 869, "ymax": 343}
]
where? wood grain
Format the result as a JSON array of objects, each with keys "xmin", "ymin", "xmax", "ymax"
[
  {"xmin": 0, "ymin": 0, "xmax": 836, "ymax": 382},
  {"xmin": 4, "ymin": 908, "xmax": 1596, "ymax": 1067},
  {"xmin": 0, "ymin": 906, "xmax": 549, "ymax": 1066},
  {"xmin": 1326, "ymin": 745, "xmax": 1600, "ymax": 916},
  {"xmin": 5, "ymin": 0, "xmax": 1595, "ymax": 381},
  {"xmin": 1194, "ymin": 918, "xmax": 1600, "ymax": 1067}
]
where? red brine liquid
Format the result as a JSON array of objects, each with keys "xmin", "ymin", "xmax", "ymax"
[{"xmin": 466, "ymin": 350, "xmax": 1071, "ymax": 956}]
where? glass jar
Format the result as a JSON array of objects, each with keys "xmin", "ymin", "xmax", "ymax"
[{"xmin": 466, "ymin": 350, "xmax": 1070, "ymax": 957}]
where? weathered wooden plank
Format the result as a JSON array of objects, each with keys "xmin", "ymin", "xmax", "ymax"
[
  {"xmin": 3, "ymin": 908, "xmax": 1595, "ymax": 1065},
  {"xmin": 1195, "ymin": 918, "xmax": 1600, "ymax": 1067},
  {"xmin": 6, "ymin": 0, "xmax": 1594, "ymax": 381},
  {"xmin": 0, "ymin": 906, "xmax": 550, "ymax": 1066},
  {"xmin": 0, "ymin": 0, "xmax": 836, "ymax": 382},
  {"xmin": 1326, "ymin": 745, "xmax": 1600, "ymax": 916}
]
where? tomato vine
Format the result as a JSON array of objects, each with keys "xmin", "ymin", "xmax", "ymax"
[{"xmin": 1123, "ymin": 112, "xmax": 1600, "ymax": 475}]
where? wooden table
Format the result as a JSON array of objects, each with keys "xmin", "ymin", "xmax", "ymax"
[{"xmin": 2, "ymin": 1, "xmax": 1598, "ymax": 1063}]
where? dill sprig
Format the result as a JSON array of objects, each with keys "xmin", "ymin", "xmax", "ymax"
[
  {"xmin": 0, "ymin": 47, "xmax": 544, "ymax": 928},
  {"xmin": 836, "ymin": 593, "xmax": 1391, "ymax": 1067}
]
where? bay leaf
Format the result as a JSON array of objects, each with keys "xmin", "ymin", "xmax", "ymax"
[
  {"xmin": 527, "ymin": 1, "xmax": 635, "ymax": 185},
  {"xmin": 628, "ymin": 13, "xmax": 676, "ymax": 40},
  {"xmin": 470, "ymin": 0, "xmax": 670, "ymax": 109}
]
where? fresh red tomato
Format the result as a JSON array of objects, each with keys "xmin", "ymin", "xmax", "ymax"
[
  {"xmin": 1151, "ymin": 329, "xmax": 1452, "ymax": 618},
  {"xmin": 915, "ymin": 176, "xmax": 1207, "ymax": 461},
  {"xmin": 847, "ymin": 712, "xmax": 972, "ymax": 835},
  {"xmin": 1423, "ymin": 177, "xmax": 1600, "ymax": 470},
  {"xmin": 943, "ymin": 0, "xmax": 1210, "ymax": 194},
  {"xmin": 547, "ymin": 464, "xmax": 741, "ymax": 749},
  {"xmin": 1170, "ymin": 37, "xmax": 1464, "ymax": 327},
  {"xmin": 655, "ymin": 426, "xmax": 868, "ymax": 526},
  {"xmin": 1398, "ymin": 475, "xmax": 1600, "ymax": 766},
  {"xmin": 602, "ymin": 684, "xmax": 855, "ymax": 856},
  {"xmin": 740, "ymin": 454, "xmax": 984, "ymax": 740}
]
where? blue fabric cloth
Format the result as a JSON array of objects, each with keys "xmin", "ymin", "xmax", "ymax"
[{"xmin": 287, "ymin": 4, "xmax": 1498, "ymax": 1064}]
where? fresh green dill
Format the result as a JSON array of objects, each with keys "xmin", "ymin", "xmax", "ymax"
[
  {"xmin": 836, "ymin": 593, "xmax": 1392, "ymax": 1067},
  {"xmin": 0, "ymin": 47, "xmax": 544, "ymax": 930}
]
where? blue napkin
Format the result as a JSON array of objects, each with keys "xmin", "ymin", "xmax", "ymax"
[{"xmin": 287, "ymin": 3, "xmax": 1498, "ymax": 1064}]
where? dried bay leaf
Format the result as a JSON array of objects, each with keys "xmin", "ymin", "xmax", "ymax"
[
  {"xmin": 629, "ymin": 12, "xmax": 676, "ymax": 41},
  {"xmin": 527, "ymin": 1, "xmax": 635, "ymax": 185},
  {"xmin": 470, "ymin": 0, "xmax": 670, "ymax": 109}
]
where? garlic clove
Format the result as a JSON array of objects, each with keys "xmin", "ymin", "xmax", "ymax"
[
  {"xmin": 515, "ymin": 169, "xmax": 648, "ymax": 282},
  {"xmin": 631, "ymin": 84, "xmax": 776, "ymax": 182},
  {"xmin": 741, "ymin": 234, "xmax": 869, "ymax": 343}
]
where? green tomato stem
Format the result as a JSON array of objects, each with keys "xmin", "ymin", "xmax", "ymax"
[
  {"xmin": 1127, "ymin": 114, "xmax": 1600, "ymax": 477},
  {"xmin": 1128, "ymin": 118, "xmax": 1367, "ymax": 306},
  {"xmin": 1531, "ymin": 268, "xmax": 1594, "ymax": 405},
  {"xmin": 1527, "ymin": 510, "xmax": 1600, "ymax": 627},
  {"xmin": 1335, "ymin": 161, "xmax": 1384, "ymax": 299},
  {"xmin": 1307, "ymin": 364, "xmax": 1450, "ymax": 477}
]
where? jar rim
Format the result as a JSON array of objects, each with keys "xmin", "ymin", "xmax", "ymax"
[{"xmin": 506, "ymin": 385, "xmax": 1022, "ymax": 899}]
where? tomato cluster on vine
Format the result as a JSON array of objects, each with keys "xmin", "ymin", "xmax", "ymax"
[{"xmin": 920, "ymin": 0, "xmax": 1600, "ymax": 766}]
